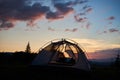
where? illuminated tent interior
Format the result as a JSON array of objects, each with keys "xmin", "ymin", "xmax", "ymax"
[{"xmin": 31, "ymin": 39, "xmax": 90, "ymax": 71}]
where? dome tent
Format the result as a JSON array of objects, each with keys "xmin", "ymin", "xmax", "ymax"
[{"xmin": 31, "ymin": 39, "xmax": 90, "ymax": 71}]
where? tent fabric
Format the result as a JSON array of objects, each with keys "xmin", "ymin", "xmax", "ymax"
[{"xmin": 31, "ymin": 39, "xmax": 90, "ymax": 71}]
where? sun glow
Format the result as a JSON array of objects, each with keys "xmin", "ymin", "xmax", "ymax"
[
  {"xmin": 63, "ymin": 52, "xmax": 70, "ymax": 58},
  {"xmin": 72, "ymin": 38, "xmax": 120, "ymax": 53}
]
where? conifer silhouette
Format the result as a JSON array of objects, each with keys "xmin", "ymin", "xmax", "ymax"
[{"xmin": 25, "ymin": 42, "xmax": 31, "ymax": 53}]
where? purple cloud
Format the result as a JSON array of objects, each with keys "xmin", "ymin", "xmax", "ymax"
[
  {"xmin": 107, "ymin": 16, "xmax": 115, "ymax": 20},
  {"xmin": 86, "ymin": 7, "xmax": 93, "ymax": 13},
  {"xmin": 74, "ymin": 15, "xmax": 87, "ymax": 23},
  {"xmin": 0, "ymin": 0, "xmax": 49, "ymax": 30},
  {"xmin": 65, "ymin": 28, "xmax": 78, "ymax": 32},
  {"xmin": 0, "ymin": 0, "xmax": 89, "ymax": 31},
  {"xmin": 46, "ymin": 11, "xmax": 64, "ymax": 21},
  {"xmin": 109, "ymin": 28, "xmax": 119, "ymax": 33},
  {"xmin": 99, "ymin": 28, "xmax": 119, "ymax": 34},
  {"xmin": 26, "ymin": 20, "xmax": 38, "ymax": 27},
  {"xmin": 86, "ymin": 22, "xmax": 91, "ymax": 29},
  {"xmin": 72, "ymin": 28, "xmax": 78, "ymax": 32},
  {"xmin": 46, "ymin": 1, "xmax": 75, "ymax": 21},
  {"xmin": 0, "ymin": 19, "xmax": 14, "ymax": 30}
]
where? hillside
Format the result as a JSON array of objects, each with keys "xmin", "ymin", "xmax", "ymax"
[{"xmin": 0, "ymin": 52, "xmax": 119, "ymax": 80}]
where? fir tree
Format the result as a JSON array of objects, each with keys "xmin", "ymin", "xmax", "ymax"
[
  {"xmin": 25, "ymin": 42, "xmax": 31, "ymax": 53},
  {"xmin": 115, "ymin": 53, "xmax": 120, "ymax": 67}
]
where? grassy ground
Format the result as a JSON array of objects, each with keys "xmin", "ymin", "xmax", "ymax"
[
  {"xmin": 91, "ymin": 66, "xmax": 120, "ymax": 80},
  {"xmin": 0, "ymin": 65, "xmax": 90, "ymax": 80},
  {"xmin": 0, "ymin": 53, "xmax": 119, "ymax": 80},
  {"xmin": 0, "ymin": 65, "xmax": 119, "ymax": 80}
]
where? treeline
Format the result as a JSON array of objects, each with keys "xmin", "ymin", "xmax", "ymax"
[{"xmin": 0, "ymin": 52, "xmax": 37, "ymax": 65}]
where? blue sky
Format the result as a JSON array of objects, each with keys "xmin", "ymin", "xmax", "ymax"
[{"xmin": 0, "ymin": 0, "xmax": 120, "ymax": 59}]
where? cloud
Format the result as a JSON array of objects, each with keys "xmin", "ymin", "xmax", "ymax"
[
  {"xmin": 72, "ymin": 38, "xmax": 120, "ymax": 52},
  {"xmin": 98, "ymin": 15, "xmax": 118, "ymax": 34},
  {"xmin": 86, "ymin": 22, "xmax": 91, "ymax": 29},
  {"xmin": 103, "ymin": 16, "xmax": 115, "ymax": 27},
  {"xmin": 46, "ymin": 11, "xmax": 64, "ymax": 20},
  {"xmin": 83, "ymin": 5, "xmax": 91, "ymax": 10},
  {"xmin": 26, "ymin": 20, "xmax": 38, "ymax": 27},
  {"xmin": 74, "ymin": 15, "xmax": 87, "ymax": 23},
  {"xmin": 85, "ymin": 7, "xmax": 92, "ymax": 13},
  {"xmin": 65, "ymin": 29, "xmax": 70, "ymax": 31},
  {"xmin": 78, "ymin": 5, "xmax": 92, "ymax": 15},
  {"xmin": 65, "ymin": 28, "xmax": 78, "ymax": 32},
  {"xmin": 107, "ymin": 16, "xmax": 115, "ymax": 20},
  {"xmin": 54, "ymin": 3, "xmax": 74, "ymax": 15},
  {"xmin": 74, "ymin": 14, "xmax": 91, "ymax": 29},
  {"xmin": 0, "ymin": 0, "xmax": 89, "ymax": 31},
  {"xmin": 100, "ymin": 28, "xmax": 119, "ymax": 34},
  {"xmin": 46, "ymin": 2, "xmax": 75, "ymax": 21},
  {"xmin": 52, "ymin": 0, "xmax": 89, "ymax": 6},
  {"xmin": 48, "ymin": 27, "xmax": 55, "ymax": 31},
  {"xmin": 109, "ymin": 28, "xmax": 119, "ymax": 33},
  {"xmin": 0, "ymin": 0, "xmax": 50, "ymax": 30},
  {"xmin": 79, "ymin": 12, "xmax": 86, "ymax": 16},
  {"xmin": 103, "ymin": 31, "xmax": 107, "ymax": 33},
  {"xmin": 72, "ymin": 28, "xmax": 78, "ymax": 32},
  {"xmin": 0, "ymin": 0, "xmax": 49, "ymax": 29},
  {"xmin": 0, "ymin": 19, "xmax": 15, "ymax": 30}
]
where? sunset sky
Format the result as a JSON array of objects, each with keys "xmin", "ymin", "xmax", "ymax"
[{"xmin": 0, "ymin": 0, "xmax": 120, "ymax": 60}]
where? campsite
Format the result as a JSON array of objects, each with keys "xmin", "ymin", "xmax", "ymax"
[
  {"xmin": 0, "ymin": 59, "xmax": 119, "ymax": 80},
  {"xmin": 0, "ymin": 39, "xmax": 119, "ymax": 80},
  {"xmin": 0, "ymin": 0, "xmax": 120, "ymax": 80}
]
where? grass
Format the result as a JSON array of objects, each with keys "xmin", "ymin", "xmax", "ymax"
[
  {"xmin": 0, "ymin": 53, "xmax": 119, "ymax": 80},
  {"xmin": 0, "ymin": 64, "xmax": 119, "ymax": 80},
  {"xmin": 91, "ymin": 65, "xmax": 120, "ymax": 80}
]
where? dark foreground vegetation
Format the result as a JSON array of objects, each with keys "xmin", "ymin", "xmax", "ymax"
[{"xmin": 0, "ymin": 52, "xmax": 119, "ymax": 80}]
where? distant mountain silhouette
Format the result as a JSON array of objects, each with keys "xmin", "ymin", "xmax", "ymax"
[{"xmin": 88, "ymin": 48, "xmax": 120, "ymax": 63}]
